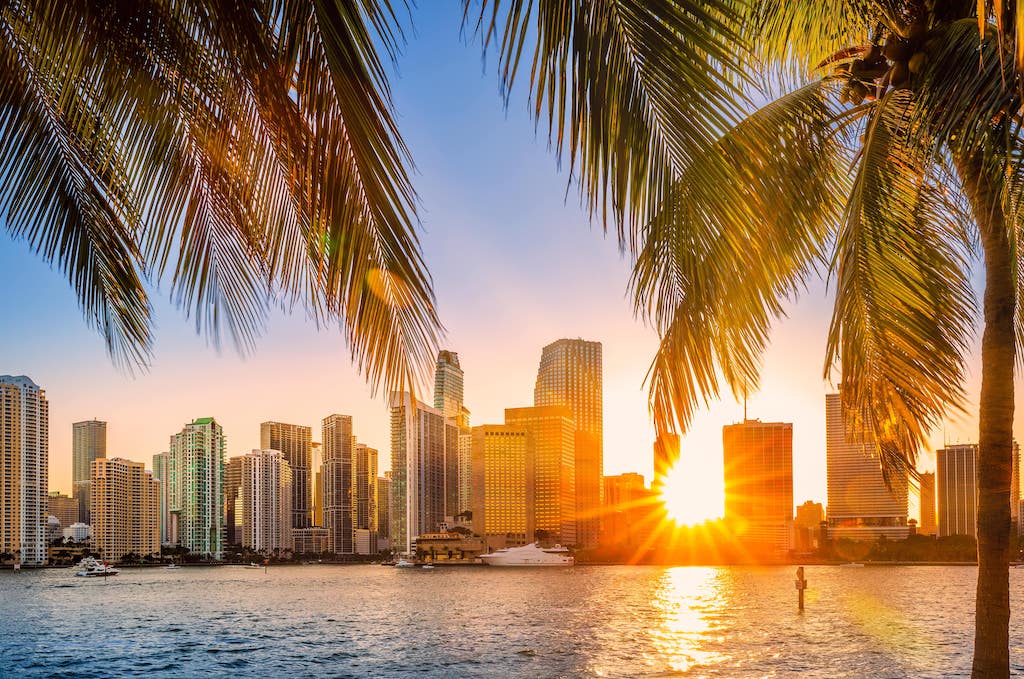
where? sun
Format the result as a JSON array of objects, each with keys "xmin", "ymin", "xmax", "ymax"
[{"xmin": 659, "ymin": 459, "xmax": 724, "ymax": 526}]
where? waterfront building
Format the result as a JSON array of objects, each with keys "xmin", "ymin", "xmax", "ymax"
[
  {"xmin": 0, "ymin": 375, "xmax": 48, "ymax": 565},
  {"xmin": 505, "ymin": 405, "xmax": 577, "ymax": 545},
  {"xmin": 794, "ymin": 500, "xmax": 825, "ymax": 551},
  {"xmin": 46, "ymin": 515, "xmax": 61, "ymax": 543},
  {"xmin": 458, "ymin": 426, "xmax": 472, "ymax": 515},
  {"xmin": 414, "ymin": 531, "xmax": 485, "ymax": 562},
  {"xmin": 292, "ymin": 526, "xmax": 329, "ymax": 555},
  {"xmin": 90, "ymin": 457, "xmax": 159, "ymax": 563},
  {"xmin": 168, "ymin": 417, "xmax": 226, "ymax": 560},
  {"xmin": 353, "ymin": 442, "xmax": 378, "ymax": 554},
  {"xmin": 653, "ymin": 432, "xmax": 680, "ymax": 493},
  {"xmin": 239, "ymin": 450, "xmax": 293, "ymax": 554},
  {"xmin": 311, "ymin": 441, "xmax": 323, "ymax": 526},
  {"xmin": 723, "ymin": 419, "xmax": 794, "ymax": 552},
  {"xmin": 937, "ymin": 444, "xmax": 979, "ymax": 538},
  {"xmin": 47, "ymin": 491, "xmax": 79, "ymax": 530},
  {"xmin": 322, "ymin": 414, "xmax": 354, "ymax": 555},
  {"xmin": 224, "ymin": 456, "xmax": 244, "ymax": 546},
  {"xmin": 151, "ymin": 452, "xmax": 173, "ymax": 544},
  {"xmin": 603, "ymin": 473, "xmax": 656, "ymax": 549},
  {"xmin": 825, "ymin": 393, "xmax": 913, "ymax": 541},
  {"xmin": 433, "ymin": 350, "xmax": 471, "ymax": 519},
  {"xmin": 260, "ymin": 422, "xmax": 312, "ymax": 529},
  {"xmin": 390, "ymin": 394, "xmax": 446, "ymax": 554},
  {"xmin": 472, "ymin": 425, "xmax": 533, "ymax": 549},
  {"xmin": 534, "ymin": 338, "xmax": 603, "ymax": 548},
  {"xmin": 72, "ymin": 419, "xmax": 106, "ymax": 524},
  {"xmin": 919, "ymin": 472, "xmax": 937, "ymax": 536},
  {"xmin": 64, "ymin": 522, "xmax": 91, "ymax": 542},
  {"xmin": 377, "ymin": 473, "xmax": 391, "ymax": 549}
]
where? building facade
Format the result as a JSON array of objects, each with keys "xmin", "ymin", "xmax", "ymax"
[
  {"xmin": 322, "ymin": 414, "xmax": 354, "ymax": 555},
  {"xmin": 151, "ymin": 452, "xmax": 173, "ymax": 544},
  {"xmin": 72, "ymin": 419, "xmax": 106, "ymax": 524},
  {"xmin": 239, "ymin": 450, "xmax": 293, "ymax": 554},
  {"xmin": 353, "ymin": 442, "xmax": 378, "ymax": 554},
  {"xmin": 47, "ymin": 491, "xmax": 79, "ymax": 530},
  {"xmin": 472, "ymin": 425, "xmax": 533, "ymax": 549},
  {"xmin": 723, "ymin": 420, "xmax": 794, "ymax": 553},
  {"xmin": 377, "ymin": 473, "xmax": 391, "ymax": 550},
  {"xmin": 937, "ymin": 444, "xmax": 978, "ymax": 537},
  {"xmin": 0, "ymin": 376, "xmax": 48, "ymax": 565},
  {"xmin": 168, "ymin": 417, "xmax": 226, "ymax": 559},
  {"xmin": 433, "ymin": 350, "xmax": 465, "ymax": 421},
  {"xmin": 260, "ymin": 422, "xmax": 312, "ymax": 529},
  {"xmin": 919, "ymin": 472, "xmax": 937, "ymax": 536},
  {"xmin": 505, "ymin": 405, "xmax": 577, "ymax": 545},
  {"xmin": 534, "ymin": 339, "xmax": 603, "ymax": 548},
  {"xmin": 311, "ymin": 441, "xmax": 323, "ymax": 526},
  {"xmin": 224, "ymin": 455, "xmax": 244, "ymax": 546},
  {"xmin": 90, "ymin": 457, "xmax": 160, "ymax": 562},
  {"xmin": 390, "ymin": 394, "xmax": 446, "ymax": 554}
]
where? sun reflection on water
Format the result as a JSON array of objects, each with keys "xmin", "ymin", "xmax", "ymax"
[{"xmin": 648, "ymin": 567, "xmax": 729, "ymax": 673}]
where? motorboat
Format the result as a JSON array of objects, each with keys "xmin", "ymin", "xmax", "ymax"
[
  {"xmin": 74, "ymin": 556, "xmax": 120, "ymax": 577},
  {"xmin": 245, "ymin": 562, "xmax": 262, "ymax": 569},
  {"xmin": 394, "ymin": 558, "xmax": 415, "ymax": 568},
  {"xmin": 479, "ymin": 543, "xmax": 575, "ymax": 567},
  {"xmin": 164, "ymin": 563, "xmax": 181, "ymax": 570}
]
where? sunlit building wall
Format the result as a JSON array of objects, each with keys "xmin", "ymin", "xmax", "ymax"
[
  {"xmin": 90, "ymin": 457, "xmax": 159, "ymax": 563},
  {"xmin": 457, "ymin": 428, "xmax": 473, "ymax": 516},
  {"xmin": 72, "ymin": 419, "xmax": 106, "ymax": 524},
  {"xmin": 378, "ymin": 473, "xmax": 391, "ymax": 549},
  {"xmin": 239, "ymin": 449, "xmax": 293, "ymax": 554},
  {"xmin": 0, "ymin": 376, "xmax": 48, "ymax": 565},
  {"xmin": 471, "ymin": 425, "xmax": 533, "ymax": 548},
  {"xmin": 311, "ymin": 441, "xmax": 323, "ymax": 526},
  {"xmin": 534, "ymin": 338, "xmax": 603, "ymax": 548},
  {"xmin": 168, "ymin": 417, "xmax": 225, "ymax": 560},
  {"xmin": 322, "ymin": 414, "xmax": 354, "ymax": 555},
  {"xmin": 603, "ymin": 473, "xmax": 655, "ymax": 548},
  {"xmin": 937, "ymin": 444, "xmax": 978, "ymax": 538},
  {"xmin": 389, "ymin": 394, "xmax": 446, "ymax": 554},
  {"xmin": 918, "ymin": 472, "xmax": 937, "ymax": 536},
  {"xmin": 505, "ymin": 405, "xmax": 577, "ymax": 545},
  {"xmin": 434, "ymin": 350, "xmax": 465, "ymax": 422},
  {"xmin": 260, "ymin": 422, "xmax": 312, "ymax": 529},
  {"xmin": 723, "ymin": 420, "xmax": 794, "ymax": 552},
  {"xmin": 353, "ymin": 442, "xmax": 378, "ymax": 554},
  {"xmin": 47, "ymin": 491, "xmax": 78, "ymax": 530},
  {"xmin": 825, "ymin": 393, "xmax": 911, "ymax": 541},
  {"xmin": 151, "ymin": 452, "xmax": 173, "ymax": 544}
]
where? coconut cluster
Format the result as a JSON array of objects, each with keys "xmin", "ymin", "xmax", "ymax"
[{"xmin": 836, "ymin": 21, "xmax": 930, "ymax": 105}]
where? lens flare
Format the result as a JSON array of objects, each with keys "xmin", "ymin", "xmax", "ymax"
[{"xmin": 659, "ymin": 460, "xmax": 724, "ymax": 526}]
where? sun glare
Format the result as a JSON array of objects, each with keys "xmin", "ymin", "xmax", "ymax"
[{"xmin": 660, "ymin": 459, "xmax": 724, "ymax": 526}]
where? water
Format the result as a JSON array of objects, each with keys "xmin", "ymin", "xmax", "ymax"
[{"xmin": 1, "ymin": 564, "xmax": 1023, "ymax": 677}]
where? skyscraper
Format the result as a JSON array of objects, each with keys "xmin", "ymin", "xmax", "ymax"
[
  {"xmin": 534, "ymin": 338, "xmax": 602, "ymax": 548},
  {"xmin": 433, "ymin": 350, "xmax": 471, "ymax": 519},
  {"xmin": 0, "ymin": 375, "xmax": 48, "ymax": 565},
  {"xmin": 90, "ymin": 457, "xmax": 159, "ymax": 563},
  {"xmin": 353, "ymin": 442, "xmax": 378, "ymax": 554},
  {"xmin": 434, "ymin": 350, "xmax": 465, "ymax": 421},
  {"xmin": 239, "ymin": 450, "xmax": 293, "ymax": 554},
  {"xmin": 260, "ymin": 422, "xmax": 312, "ymax": 529},
  {"xmin": 723, "ymin": 420, "xmax": 794, "ymax": 552},
  {"xmin": 919, "ymin": 471, "xmax": 937, "ymax": 536},
  {"xmin": 72, "ymin": 419, "xmax": 106, "ymax": 524},
  {"xmin": 472, "ymin": 425, "xmax": 533, "ymax": 548},
  {"xmin": 47, "ymin": 491, "xmax": 78, "ymax": 530},
  {"xmin": 224, "ymin": 456, "xmax": 244, "ymax": 546},
  {"xmin": 505, "ymin": 405, "xmax": 577, "ymax": 545},
  {"xmin": 378, "ymin": 473, "xmax": 391, "ymax": 548},
  {"xmin": 457, "ymin": 427, "xmax": 473, "ymax": 516},
  {"xmin": 322, "ymin": 414, "xmax": 353, "ymax": 555},
  {"xmin": 389, "ymin": 393, "xmax": 446, "ymax": 554},
  {"xmin": 168, "ymin": 417, "xmax": 226, "ymax": 559},
  {"xmin": 937, "ymin": 444, "xmax": 978, "ymax": 537},
  {"xmin": 825, "ymin": 393, "xmax": 913, "ymax": 540},
  {"xmin": 311, "ymin": 441, "xmax": 323, "ymax": 526},
  {"xmin": 151, "ymin": 452, "xmax": 171, "ymax": 544}
]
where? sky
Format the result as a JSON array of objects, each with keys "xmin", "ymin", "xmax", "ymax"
[{"xmin": 0, "ymin": 5, "xmax": 1019, "ymax": 511}]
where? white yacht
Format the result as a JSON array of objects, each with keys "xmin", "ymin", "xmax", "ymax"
[
  {"xmin": 74, "ymin": 557, "xmax": 120, "ymax": 577},
  {"xmin": 480, "ymin": 543, "xmax": 575, "ymax": 567}
]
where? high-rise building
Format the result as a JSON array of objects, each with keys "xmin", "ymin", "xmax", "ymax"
[
  {"xmin": 457, "ymin": 427, "xmax": 473, "ymax": 516},
  {"xmin": 723, "ymin": 420, "xmax": 794, "ymax": 552},
  {"xmin": 224, "ymin": 456, "xmax": 244, "ymax": 546},
  {"xmin": 653, "ymin": 432, "xmax": 680, "ymax": 493},
  {"xmin": 72, "ymin": 419, "xmax": 106, "ymax": 524},
  {"xmin": 239, "ymin": 450, "xmax": 293, "ymax": 554},
  {"xmin": 322, "ymin": 414, "xmax": 353, "ymax": 555},
  {"xmin": 602, "ymin": 473, "xmax": 656, "ymax": 548},
  {"xmin": 534, "ymin": 338, "xmax": 603, "ymax": 548},
  {"xmin": 937, "ymin": 444, "xmax": 978, "ymax": 537},
  {"xmin": 390, "ymin": 393, "xmax": 446, "ymax": 554},
  {"xmin": 1013, "ymin": 443, "xmax": 1021, "ymax": 535},
  {"xmin": 919, "ymin": 471, "xmax": 937, "ymax": 536},
  {"xmin": 505, "ymin": 406, "xmax": 577, "ymax": 545},
  {"xmin": 794, "ymin": 500, "xmax": 825, "ymax": 552},
  {"xmin": 168, "ymin": 417, "xmax": 225, "ymax": 559},
  {"xmin": 90, "ymin": 457, "xmax": 160, "ymax": 563},
  {"xmin": 0, "ymin": 376, "xmax": 48, "ymax": 565},
  {"xmin": 151, "ymin": 452, "xmax": 172, "ymax": 544},
  {"xmin": 311, "ymin": 441, "xmax": 323, "ymax": 526},
  {"xmin": 260, "ymin": 422, "xmax": 312, "ymax": 529},
  {"xmin": 825, "ymin": 393, "xmax": 913, "ymax": 540},
  {"xmin": 434, "ymin": 350, "xmax": 465, "ymax": 421},
  {"xmin": 378, "ymin": 473, "xmax": 392, "ymax": 547},
  {"xmin": 472, "ymin": 425, "xmax": 533, "ymax": 548},
  {"xmin": 433, "ymin": 350, "xmax": 471, "ymax": 520},
  {"xmin": 47, "ymin": 491, "xmax": 78, "ymax": 530},
  {"xmin": 353, "ymin": 442, "xmax": 378, "ymax": 554}
]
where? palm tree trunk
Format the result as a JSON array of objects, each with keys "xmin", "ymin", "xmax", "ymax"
[{"xmin": 957, "ymin": 150, "xmax": 1015, "ymax": 679}]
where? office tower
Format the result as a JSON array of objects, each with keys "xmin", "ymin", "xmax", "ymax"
[
  {"xmin": 90, "ymin": 457, "xmax": 159, "ymax": 563},
  {"xmin": 168, "ymin": 417, "xmax": 226, "ymax": 559},
  {"xmin": 152, "ymin": 452, "xmax": 172, "ymax": 544},
  {"xmin": 458, "ymin": 428, "xmax": 473, "ymax": 515},
  {"xmin": 825, "ymin": 393, "xmax": 912, "ymax": 540},
  {"xmin": 534, "ymin": 338, "xmax": 603, "ymax": 548},
  {"xmin": 377, "ymin": 474, "xmax": 392, "ymax": 546},
  {"xmin": 390, "ymin": 394, "xmax": 446, "ymax": 554},
  {"xmin": 72, "ymin": 419, "xmax": 106, "ymax": 524},
  {"xmin": 322, "ymin": 414, "xmax": 354, "ymax": 555},
  {"xmin": 919, "ymin": 472, "xmax": 937, "ymax": 535},
  {"xmin": 47, "ymin": 491, "xmax": 79, "ymax": 530},
  {"xmin": 653, "ymin": 432, "xmax": 680, "ymax": 492},
  {"xmin": 603, "ymin": 473, "xmax": 656, "ymax": 547},
  {"xmin": 224, "ymin": 456, "xmax": 244, "ymax": 546},
  {"xmin": 472, "ymin": 425, "xmax": 534, "ymax": 548},
  {"xmin": 239, "ymin": 450, "xmax": 293, "ymax": 554},
  {"xmin": 794, "ymin": 500, "xmax": 825, "ymax": 551},
  {"xmin": 433, "ymin": 350, "xmax": 470, "ymax": 519},
  {"xmin": 937, "ymin": 444, "xmax": 978, "ymax": 537},
  {"xmin": 434, "ymin": 350, "xmax": 465, "ymax": 420},
  {"xmin": 723, "ymin": 420, "xmax": 794, "ymax": 552},
  {"xmin": 260, "ymin": 422, "xmax": 312, "ymax": 529},
  {"xmin": 444, "ymin": 419, "xmax": 461, "ymax": 517},
  {"xmin": 0, "ymin": 376, "xmax": 48, "ymax": 565},
  {"xmin": 505, "ymin": 406, "xmax": 577, "ymax": 545},
  {"xmin": 353, "ymin": 442, "xmax": 378, "ymax": 554},
  {"xmin": 311, "ymin": 441, "xmax": 323, "ymax": 526}
]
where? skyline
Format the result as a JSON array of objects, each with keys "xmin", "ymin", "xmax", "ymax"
[{"xmin": 2, "ymin": 5, "xmax": 1022, "ymax": 511}]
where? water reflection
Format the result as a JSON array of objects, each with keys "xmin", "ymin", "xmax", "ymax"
[{"xmin": 649, "ymin": 567, "xmax": 729, "ymax": 673}]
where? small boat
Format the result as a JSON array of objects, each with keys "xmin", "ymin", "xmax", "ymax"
[
  {"xmin": 74, "ymin": 556, "xmax": 120, "ymax": 577},
  {"xmin": 421, "ymin": 564, "xmax": 435, "ymax": 570},
  {"xmin": 164, "ymin": 563, "xmax": 181, "ymax": 570},
  {"xmin": 245, "ymin": 562, "xmax": 262, "ymax": 569},
  {"xmin": 394, "ymin": 558, "xmax": 415, "ymax": 568},
  {"xmin": 480, "ymin": 543, "xmax": 575, "ymax": 567},
  {"xmin": 839, "ymin": 562, "xmax": 866, "ymax": 568}
]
